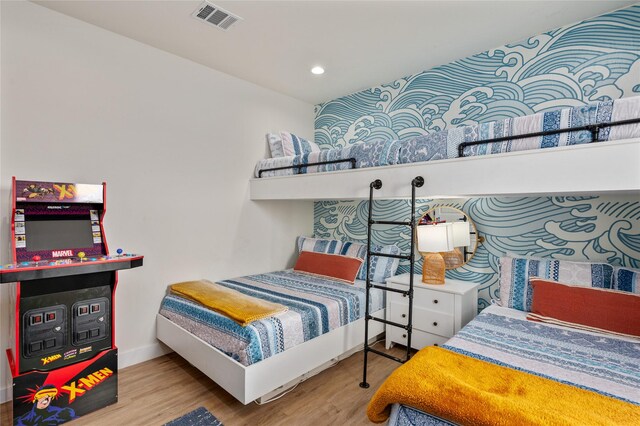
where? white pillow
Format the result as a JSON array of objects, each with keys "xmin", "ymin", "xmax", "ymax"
[
  {"xmin": 268, "ymin": 131, "xmax": 320, "ymax": 158},
  {"xmin": 266, "ymin": 133, "xmax": 284, "ymax": 158}
]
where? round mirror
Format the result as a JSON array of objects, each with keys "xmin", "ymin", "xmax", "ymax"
[{"xmin": 416, "ymin": 207, "xmax": 479, "ymax": 270}]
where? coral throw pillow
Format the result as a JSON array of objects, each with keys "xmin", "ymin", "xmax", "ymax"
[
  {"xmin": 294, "ymin": 251, "xmax": 363, "ymax": 284},
  {"xmin": 527, "ymin": 278, "xmax": 640, "ymax": 338}
]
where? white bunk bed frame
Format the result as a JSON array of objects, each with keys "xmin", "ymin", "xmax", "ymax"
[
  {"xmin": 158, "ymin": 137, "xmax": 640, "ymax": 405},
  {"xmin": 250, "ymin": 138, "xmax": 640, "ymax": 200}
]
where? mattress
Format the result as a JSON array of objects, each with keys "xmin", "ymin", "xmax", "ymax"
[
  {"xmin": 388, "ymin": 303, "xmax": 640, "ymax": 425},
  {"xmin": 159, "ymin": 270, "xmax": 385, "ymax": 366},
  {"xmin": 255, "ymin": 96, "xmax": 640, "ymax": 178}
]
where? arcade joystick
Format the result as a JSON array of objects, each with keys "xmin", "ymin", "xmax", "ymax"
[
  {"xmin": 78, "ymin": 252, "xmax": 86, "ymax": 262},
  {"xmin": 116, "ymin": 248, "xmax": 123, "ymax": 257},
  {"xmin": 32, "ymin": 255, "xmax": 41, "ymax": 266}
]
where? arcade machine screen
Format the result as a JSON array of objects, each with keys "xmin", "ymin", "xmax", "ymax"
[{"xmin": 25, "ymin": 216, "xmax": 94, "ymax": 252}]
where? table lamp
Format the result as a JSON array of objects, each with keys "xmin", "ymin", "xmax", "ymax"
[
  {"xmin": 416, "ymin": 223, "xmax": 454, "ymax": 284},
  {"xmin": 452, "ymin": 221, "xmax": 471, "ymax": 247},
  {"xmin": 440, "ymin": 221, "xmax": 471, "ymax": 268}
]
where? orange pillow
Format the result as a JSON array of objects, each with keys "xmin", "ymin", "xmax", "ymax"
[
  {"xmin": 294, "ymin": 251, "xmax": 363, "ymax": 284},
  {"xmin": 527, "ymin": 278, "xmax": 640, "ymax": 338}
]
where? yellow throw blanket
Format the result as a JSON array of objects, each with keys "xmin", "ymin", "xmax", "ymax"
[
  {"xmin": 170, "ymin": 280, "xmax": 288, "ymax": 326},
  {"xmin": 368, "ymin": 346, "xmax": 640, "ymax": 425}
]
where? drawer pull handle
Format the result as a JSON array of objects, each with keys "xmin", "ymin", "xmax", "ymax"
[
  {"xmin": 433, "ymin": 322, "xmax": 438, "ymax": 327},
  {"xmin": 402, "ymin": 334, "xmax": 407, "ymax": 338},
  {"xmin": 433, "ymin": 299, "xmax": 439, "ymax": 304},
  {"xmin": 401, "ymin": 314, "xmax": 406, "ymax": 318}
]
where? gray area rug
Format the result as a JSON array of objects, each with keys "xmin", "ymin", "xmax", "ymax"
[{"xmin": 163, "ymin": 407, "xmax": 223, "ymax": 426}]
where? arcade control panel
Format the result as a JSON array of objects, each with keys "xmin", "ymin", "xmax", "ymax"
[{"xmin": 0, "ymin": 250, "xmax": 143, "ymax": 283}]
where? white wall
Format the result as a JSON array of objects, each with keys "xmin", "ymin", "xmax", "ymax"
[{"xmin": 0, "ymin": 1, "xmax": 314, "ymax": 403}]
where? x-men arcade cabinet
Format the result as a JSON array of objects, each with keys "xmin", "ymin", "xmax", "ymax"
[{"xmin": 0, "ymin": 178, "xmax": 143, "ymax": 425}]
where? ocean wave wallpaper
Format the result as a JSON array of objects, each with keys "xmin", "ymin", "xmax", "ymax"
[
  {"xmin": 312, "ymin": 5, "xmax": 640, "ymax": 310},
  {"xmin": 314, "ymin": 5, "xmax": 639, "ymax": 148},
  {"xmin": 314, "ymin": 196, "xmax": 640, "ymax": 310}
]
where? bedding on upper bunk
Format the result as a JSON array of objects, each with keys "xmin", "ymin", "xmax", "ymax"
[
  {"xmin": 158, "ymin": 269, "xmax": 385, "ymax": 366},
  {"xmin": 376, "ymin": 304, "xmax": 640, "ymax": 425},
  {"xmin": 256, "ymin": 139, "xmax": 401, "ymax": 177},
  {"xmin": 255, "ymin": 95, "xmax": 640, "ymax": 178}
]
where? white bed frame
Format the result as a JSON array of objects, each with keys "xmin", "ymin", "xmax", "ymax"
[
  {"xmin": 250, "ymin": 138, "xmax": 640, "ymax": 200},
  {"xmin": 156, "ymin": 308, "xmax": 385, "ymax": 404}
]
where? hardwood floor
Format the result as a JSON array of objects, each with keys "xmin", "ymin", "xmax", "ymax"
[{"xmin": 0, "ymin": 343, "xmax": 407, "ymax": 425}]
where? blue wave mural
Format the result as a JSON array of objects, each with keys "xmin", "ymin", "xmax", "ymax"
[
  {"xmin": 315, "ymin": 197, "xmax": 640, "ymax": 310},
  {"xmin": 314, "ymin": 5, "xmax": 640, "ymax": 148},
  {"xmin": 313, "ymin": 5, "xmax": 640, "ymax": 309}
]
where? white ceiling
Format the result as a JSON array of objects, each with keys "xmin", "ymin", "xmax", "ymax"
[{"xmin": 34, "ymin": 1, "xmax": 636, "ymax": 105}]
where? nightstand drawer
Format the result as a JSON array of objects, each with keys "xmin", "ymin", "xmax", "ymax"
[
  {"xmin": 415, "ymin": 309, "xmax": 454, "ymax": 337},
  {"xmin": 388, "ymin": 301, "xmax": 410, "ymax": 325},
  {"xmin": 388, "ymin": 327, "xmax": 449, "ymax": 350},
  {"xmin": 388, "ymin": 286, "xmax": 455, "ymax": 314},
  {"xmin": 389, "ymin": 302, "xmax": 455, "ymax": 337},
  {"xmin": 417, "ymin": 288, "xmax": 454, "ymax": 314}
]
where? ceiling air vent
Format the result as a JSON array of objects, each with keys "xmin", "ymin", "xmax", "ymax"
[{"xmin": 192, "ymin": 2, "xmax": 242, "ymax": 31}]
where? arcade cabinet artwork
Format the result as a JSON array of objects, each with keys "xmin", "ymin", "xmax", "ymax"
[{"xmin": 0, "ymin": 178, "xmax": 143, "ymax": 425}]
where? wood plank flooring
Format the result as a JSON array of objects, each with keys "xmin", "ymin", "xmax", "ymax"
[{"xmin": 1, "ymin": 343, "xmax": 407, "ymax": 425}]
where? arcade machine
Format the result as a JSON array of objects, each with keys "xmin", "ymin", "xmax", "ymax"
[{"xmin": 0, "ymin": 178, "xmax": 143, "ymax": 425}]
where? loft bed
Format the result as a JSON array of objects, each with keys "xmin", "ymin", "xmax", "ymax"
[{"xmin": 251, "ymin": 96, "xmax": 640, "ymax": 200}]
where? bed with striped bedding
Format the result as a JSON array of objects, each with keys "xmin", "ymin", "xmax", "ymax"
[
  {"xmin": 159, "ymin": 269, "xmax": 384, "ymax": 366},
  {"xmin": 256, "ymin": 96, "xmax": 640, "ymax": 178},
  {"xmin": 387, "ymin": 304, "xmax": 640, "ymax": 425}
]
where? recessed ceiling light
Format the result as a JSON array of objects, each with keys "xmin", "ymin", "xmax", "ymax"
[{"xmin": 311, "ymin": 66, "xmax": 325, "ymax": 75}]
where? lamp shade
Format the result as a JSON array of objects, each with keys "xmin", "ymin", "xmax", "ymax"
[
  {"xmin": 417, "ymin": 223, "xmax": 454, "ymax": 253},
  {"xmin": 452, "ymin": 221, "xmax": 471, "ymax": 247}
]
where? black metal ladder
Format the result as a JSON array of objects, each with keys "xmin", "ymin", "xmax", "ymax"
[{"xmin": 360, "ymin": 176, "xmax": 424, "ymax": 388}]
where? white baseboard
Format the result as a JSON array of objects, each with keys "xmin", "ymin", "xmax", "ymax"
[
  {"xmin": 0, "ymin": 342, "xmax": 171, "ymax": 405},
  {"xmin": 118, "ymin": 341, "xmax": 171, "ymax": 369},
  {"xmin": 1, "ymin": 384, "xmax": 11, "ymax": 404}
]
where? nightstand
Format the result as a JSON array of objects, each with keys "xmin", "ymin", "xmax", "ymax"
[{"xmin": 385, "ymin": 273, "xmax": 479, "ymax": 350}]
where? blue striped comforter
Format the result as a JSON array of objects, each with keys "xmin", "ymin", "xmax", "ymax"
[
  {"xmin": 389, "ymin": 304, "xmax": 640, "ymax": 425},
  {"xmin": 256, "ymin": 95, "xmax": 640, "ymax": 177},
  {"xmin": 159, "ymin": 270, "xmax": 384, "ymax": 366}
]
